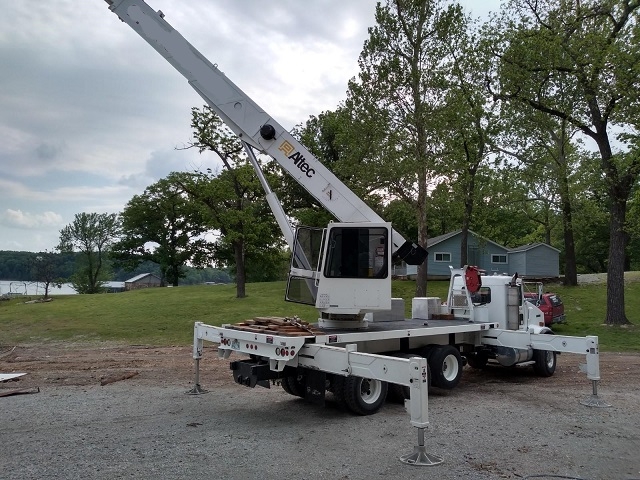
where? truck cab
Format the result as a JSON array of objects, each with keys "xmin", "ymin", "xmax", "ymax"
[{"xmin": 447, "ymin": 268, "xmax": 547, "ymax": 330}]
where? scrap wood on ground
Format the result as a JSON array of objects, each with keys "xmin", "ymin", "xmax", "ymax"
[
  {"xmin": 0, "ymin": 386, "xmax": 40, "ymax": 397},
  {"xmin": 0, "ymin": 372, "xmax": 39, "ymax": 397}
]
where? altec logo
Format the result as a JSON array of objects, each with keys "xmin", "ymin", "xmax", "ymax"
[{"xmin": 278, "ymin": 140, "xmax": 316, "ymax": 178}]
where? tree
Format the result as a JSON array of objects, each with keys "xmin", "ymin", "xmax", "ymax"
[
  {"xmin": 347, "ymin": 0, "xmax": 467, "ymax": 296},
  {"xmin": 439, "ymin": 15, "xmax": 499, "ymax": 267},
  {"xmin": 58, "ymin": 213, "xmax": 120, "ymax": 294},
  {"xmin": 112, "ymin": 173, "xmax": 210, "ymax": 286},
  {"xmin": 492, "ymin": 81, "xmax": 584, "ymax": 284},
  {"xmin": 183, "ymin": 106, "xmax": 286, "ymax": 298},
  {"xmin": 30, "ymin": 250, "xmax": 63, "ymax": 299},
  {"xmin": 470, "ymin": 166, "xmax": 539, "ymax": 248},
  {"xmin": 488, "ymin": 0, "xmax": 640, "ymax": 324}
]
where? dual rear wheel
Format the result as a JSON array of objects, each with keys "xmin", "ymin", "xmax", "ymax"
[
  {"xmin": 428, "ymin": 345, "xmax": 463, "ymax": 390},
  {"xmin": 331, "ymin": 375, "xmax": 388, "ymax": 415},
  {"xmin": 387, "ymin": 345, "xmax": 464, "ymax": 403}
]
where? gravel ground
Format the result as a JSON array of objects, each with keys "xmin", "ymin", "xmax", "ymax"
[{"xmin": 1, "ymin": 344, "xmax": 640, "ymax": 480}]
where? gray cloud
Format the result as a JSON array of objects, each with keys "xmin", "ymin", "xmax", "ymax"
[{"xmin": 0, "ymin": 209, "xmax": 63, "ymax": 230}]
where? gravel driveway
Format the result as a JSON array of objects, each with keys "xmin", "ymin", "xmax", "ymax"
[{"xmin": 1, "ymin": 344, "xmax": 639, "ymax": 480}]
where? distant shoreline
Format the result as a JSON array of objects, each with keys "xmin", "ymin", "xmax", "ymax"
[{"xmin": 0, "ymin": 280, "xmax": 77, "ymax": 296}]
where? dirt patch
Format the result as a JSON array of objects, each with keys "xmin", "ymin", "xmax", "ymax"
[{"xmin": 0, "ymin": 343, "xmax": 201, "ymax": 388}]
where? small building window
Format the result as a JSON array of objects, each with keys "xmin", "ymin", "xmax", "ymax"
[
  {"xmin": 492, "ymin": 254, "xmax": 507, "ymax": 264},
  {"xmin": 434, "ymin": 252, "xmax": 451, "ymax": 262}
]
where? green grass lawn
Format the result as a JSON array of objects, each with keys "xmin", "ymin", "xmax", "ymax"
[{"xmin": 1, "ymin": 279, "xmax": 638, "ymax": 352}]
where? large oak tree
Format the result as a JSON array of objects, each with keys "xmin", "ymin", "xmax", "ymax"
[
  {"xmin": 182, "ymin": 106, "xmax": 286, "ymax": 298},
  {"xmin": 346, "ymin": 0, "xmax": 467, "ymax": 296},
  {"xmin": 112, "ymin": 173, "xmax": 210, "ymax": 286},
  {"xmin": 488, "ymin": 0, "xmax": 640, "ymax": 324}
]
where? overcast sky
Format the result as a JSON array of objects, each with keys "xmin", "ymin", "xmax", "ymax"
[{"xmin": 0, "ymin": 0, "xmax": 500, "ymax": 253}]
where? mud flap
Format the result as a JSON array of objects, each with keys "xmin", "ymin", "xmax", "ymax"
[{"xmin": 304, "ymin": 370, "xmax": 326, "ymax": 406}]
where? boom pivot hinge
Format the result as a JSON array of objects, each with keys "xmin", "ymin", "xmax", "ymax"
[{"xmin": 260, "ymin": 124, "xmax": 276, "ymax": 140}]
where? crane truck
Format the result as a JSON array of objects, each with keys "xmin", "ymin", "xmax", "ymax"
[{"xmin": 105, "ymin": 0, "xmax": 606, "ymax": 466}]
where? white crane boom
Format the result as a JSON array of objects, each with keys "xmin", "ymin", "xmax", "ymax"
[{"xmin": 105, "ymin": 0, "xmax": 427, "ymax": 265}]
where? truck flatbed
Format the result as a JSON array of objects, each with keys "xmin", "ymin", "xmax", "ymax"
[{"xmin": 312, "ymin": 319, "xmax": 499, "ymax": 344}]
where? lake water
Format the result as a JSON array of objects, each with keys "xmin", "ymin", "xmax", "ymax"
[{"xmin": 0, "ymin": 280, "xmax": 78, "ymax": 296}]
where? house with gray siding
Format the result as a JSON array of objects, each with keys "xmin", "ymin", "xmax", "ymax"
[
  {"xmin": 508, "ymin": 242, "xmax": 560, "ymax": 278},
  {"xmin": 393, "ymin": 230, "xmax": 560, "ymax": 280}
]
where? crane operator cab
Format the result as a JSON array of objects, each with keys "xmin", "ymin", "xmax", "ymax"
[{"xmin": 286, "ymin": 222, "xmax": 394, "ymax": 329}]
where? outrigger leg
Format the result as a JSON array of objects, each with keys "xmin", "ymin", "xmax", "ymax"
[
  {"xmin": 399, "ymin": 357, "xmax": 443, "ymax": 466},
  {"xmin": 579, "ymin": 338, "xmax": 610, "ymax": 408},
  {"xmin": 186, "ymin": 323, "xmax": 208, "ymax": 395}
]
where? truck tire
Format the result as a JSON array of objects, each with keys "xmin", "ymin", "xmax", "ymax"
[
  {"xmin": 330, "ymin": 375, "xmax": 347, "ymax": 407},
  {"xmin": 533, "ymin": 349, "xmax": 556, "ymax": 377},
  {"xmin": 343, "ymin": 376, "xmax": 388, "ymax": 415},
  {"xmin": 429, "ymin": 345, "xmax": 463, "ymax": 390},
  {"xmin": 281, "ymin": 374, "xmax": 305, "ymax": 397}
]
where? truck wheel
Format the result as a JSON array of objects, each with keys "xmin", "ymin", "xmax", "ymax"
[
  {"xmin": 466, "ymin": 351, "xmax": 489, "ymax": 369},
  {"xmin": 429, "ymin": 345, "xmax": 463, "ymax": 389},
  {"xmin": 281, "ymin": 374, "xmax": 304, "ymax": 397},
  {"xmin": 533, "ymin": 349, "xmax": 556, "ymax": 377},
  {"xmin": 343, "ymin": 376, "xmax": 388, "ymax": 415}
]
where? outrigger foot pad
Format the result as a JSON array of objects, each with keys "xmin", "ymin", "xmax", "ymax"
[
  {"xmin": 399, "ymin": 446, "xmax": 443, "ymax": 466},
  {"xmin": 185, "ymin": 384, "xmax": 208, "ymax": 395},
  {"xmin": 400, "ymin": 428, "xmax": 443, "ymax": 466},
  {"xmin": 580, "ymin": 380, "xmax": 611, "ymax": 408},
  {"xmin": 186, "ymin": 358, "xmax": 208, "ymax": 395},
  {"xmin": 580, "ymin": 394, "xmax": 611, "ymax": 408}
]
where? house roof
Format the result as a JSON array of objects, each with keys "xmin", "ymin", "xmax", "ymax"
[
  {"xmin": 124, "ymin": 273, "xmax": 161, "ymax": 283},
  {"xmin": 427, "ymin": 229, "xmax": 508, "ymax": 251},
  {"xmin": 509, "ymin": 242, "xmax": 561, "ymax": 253},
  {"xmin": 427, "ymin": 231, "xmax": 559, "ymax": 254},
  {"xmin": 426, "ymin": 230, "xmax": 460, "ymax": 247}
]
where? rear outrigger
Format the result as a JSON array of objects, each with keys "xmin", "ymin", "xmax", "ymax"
[{"xmin": 105, "ymin": 0, "xmax": 608, "ymax": 465}]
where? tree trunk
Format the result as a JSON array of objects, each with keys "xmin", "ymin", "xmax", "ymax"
[
  {"xmin": 460, "ymin": 175, "xmax": 475, "ymax": 267},
  {"xmin": 414, "ymin": 174, "xmax": 428, "ymax": 297},
  {"xmin": 414, "ymin": 213, "xmax": 428, "ymax": 296},
  {"xmin": 234, "ymin": 239, "xmax": 246, "ymax": 298},
  {"xmin": 460, "ymin": 226, "xmax": 468, "ymax": 268},
  {"xmin": 605, "ymin": 197, "xmax": 630, "ymax": 325},
  {"xmin": 561, "ymin": 190, "xmax": 578, "ymax": 286}
]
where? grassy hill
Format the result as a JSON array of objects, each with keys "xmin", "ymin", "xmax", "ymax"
[{"xmin": 1, "ymin": 280, "xmax": 638, "ymax": 351}]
